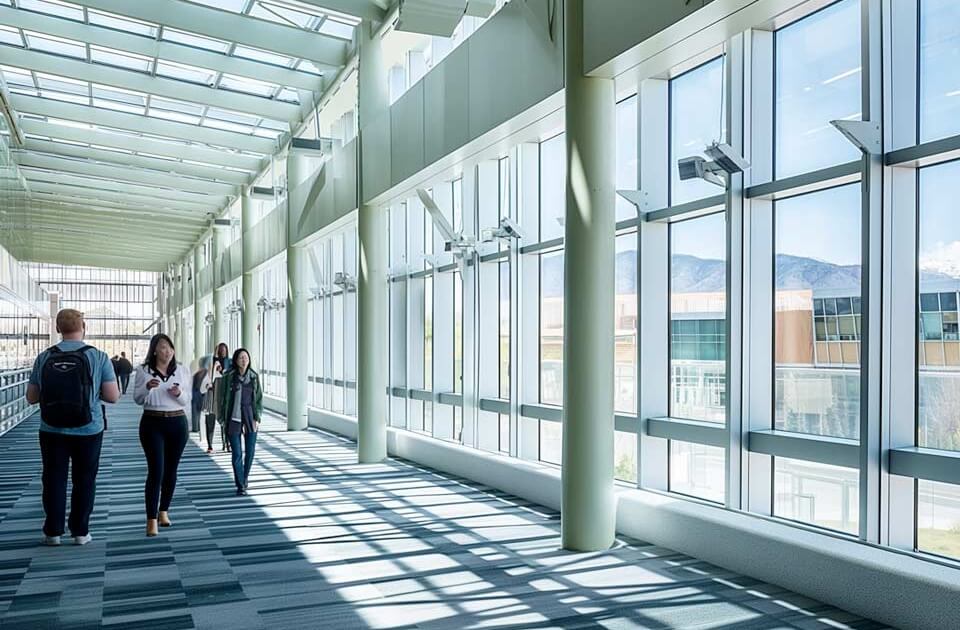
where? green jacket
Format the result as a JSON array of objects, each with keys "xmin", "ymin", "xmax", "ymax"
[{"xmin": 216, "ymin": 368, "xmax": 263, "ymax": 428}]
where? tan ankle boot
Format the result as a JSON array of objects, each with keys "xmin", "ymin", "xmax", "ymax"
[
  {"xmin": 158, "ymin": 511, "xmax": 172, "ymax": 527},
  {"xmin": 146, "ymin": 519, "xmax": 159, "ymax": 537}
]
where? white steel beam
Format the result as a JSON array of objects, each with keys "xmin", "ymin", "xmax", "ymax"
[
  {"xmin": 66, "ymin": 0, "xmax": 349, "ymax": 68},
  {"xmin": 2, "ymin": 47, "xmax": 299, "ymax": 122},
  {"xmin": 294, "ymin": 0, "xmax": 384, "ymax": 21},
  {"xmin": 8, "ymin": 232, "xmax": 190, "ymax": 256},
  {"xmin": 0, "ymin": 6, "xmax": 332, "ymax": 89},
  {"xmin": 15, "ymin": 151, "xmax": 238, "ymax": 196},
  {"xmin": 10, "ymin": 207, "xmax": 208, "ymax": 231},
  {"xmin": 23, "ymin": 138, "xmax": 251, "ymax": 185},
  {"xmin": 20, "ymin": 167, "xmax": 228, "ymax": 207},
  {"xmin": 14, "ymin": 95, "xmax": 277, "ymax": 155},
  {"xmin": 14, "ymin": 248, "xmax": 172, "ymax": 272},
  {"xmin": 15, "ymin": 192, "xmax": 212, "ymax": 221},
  {"xmin": 19, "ymin": 119, "xmax": 264, "ymax": 172},
  {"xmin": 3, "ymin": 218, "xmax": 199, "ymax": 243}
]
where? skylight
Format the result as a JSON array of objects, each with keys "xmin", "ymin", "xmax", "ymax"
[
  {"xmin": 156, "ymin": 60, "xmax": 216, "ymax": 85},
  {"xmin": 87, "ymin": 10, "xmax": 158, "ymax": 38},
  {"xmin": 18, "ymin": 0, "xmax": 83, "ymax": 21},
  {"xmin": 24, "ymin": 31, "xmax": 85, "ymax": 58},
  {"xmin": 233, "ymin": 46, "xmax": 297, "ymax": 68},
  {"xmin": 219, "ymin": 74, "xmax": 280, "ymax": 98},
  {"xmin": 90, "ymin": 46, "xmax": 153, "ymax": 73},
  {"xmin": 161, "ymin": 28, "xmax": 231, "ymax": 54},
  {"xmin": 0, "ymin": 25, "xmax": 23, "ymax": 47}
]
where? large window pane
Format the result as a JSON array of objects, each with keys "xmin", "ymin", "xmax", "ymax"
[
  {"xmin": 918, "ymin": 161, "xmax": 960, "ymax": 451},
  {"xmin": 920, "ymin": 0, "xmax": 960, "ymax": 143},
  {"xmin": 917, "ymin": 479, "xmax": 960, "ymax": 560},
  {"xmin": 615, "ymin": 233, "xmax": 637, "ymax": 413},
  {"xmin": 539, "ymin": 134, "xmax": 565, "ymax": 242},
  {"xmin": 615, "ymin": 431, "xmax": 637, "ymax": 483},
  {"xmin": 540, "ymin": 251, "xmax": 563, "ymax": 406},
  {"xmin": 775, "ymin": 0, "xmax": 861, "ymax": 179},
  {"xmin": 539, "ymin": 420, "xmax": 561, "ymax": 465},
  {"xmin": 774, "ymin": 457, "xmax": 859, "ymax": 534},
  {"xmin": 616, "ymin": 95, "xmax": 638, "ymax": 221},
  {"xmin": 775, "ymin": 185, "xmax": 861, "ymax": 439},
  {"xmin": 670, "ymin": 213, "xmax": 726, "ymax": 423},
  {"xmin": 499, "ymin": 261, "xmax": 510, "ymax": 399},
  {"xmin": 669, "ymin": 441, "xmax": 725, "ymax": 503},
  {"xmin": 670, "ymin": 57, "xmax": 725, "ymax": 205}
]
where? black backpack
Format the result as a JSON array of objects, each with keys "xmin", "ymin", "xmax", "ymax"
[{"xmin": 39, "ymin": 345, "xmax": 94, "ymax": 429}]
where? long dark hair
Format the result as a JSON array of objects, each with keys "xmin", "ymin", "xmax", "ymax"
[
  {"xmin": 231, "ymin": 348, "xmax": 252, "ymax": 372},
  {"xmin": 144, "ymin": 333, "xmax": 177, "ymax": 376},
  {"xmin": 215, "ymin": 342, "xmax": 229, "ymax": 359}
]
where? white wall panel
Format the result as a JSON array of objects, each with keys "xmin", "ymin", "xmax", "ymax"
[
  {"xmin": 423, "ymin": 44, "xmax": 470, "ymax": 165},
  {"xmin": 390, "ymin": 81, "xmax": 426, "ymax": 185}
]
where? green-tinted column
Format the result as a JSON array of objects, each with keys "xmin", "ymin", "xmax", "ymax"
[
  {"xmin": 241, "ymin": 193, "xmax": 257, "ymax": 362},
  {"xmin": 561, "ymin": 0, "xmax": 616, "ymax": 552},
  {"xmin": 357, "ymin": 18, "xmax": 389, "ymax": 463},
  {"xmin": 286, "ymin": 151, "xmax": 309, "ymax": 431},
  {"xmin": 193, "ymin": 247, "xmax": 204, "ymax": 363},
  {"xmin": 212, "ymin": 227, "xmax": 227, "ymax": 351}
]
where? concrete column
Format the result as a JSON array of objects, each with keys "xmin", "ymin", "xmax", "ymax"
[
  {"xmin": 48, "ymin": 291, "xmax": 59, "ymax": 345},
  {"xmin": 212, "ymin": 227, "xmax": 227, "ymax": 350},
  {"xmin": 193, "ymin": 247, "xmax": 204, "ymax": 363},
  {"xmin": 561, "ymin": 0, "xmax": 616, "ymax": 552},
  {"xmin": 286, "ymin": 152, "xmax": 310, "ymax": 431},
  {"xmin": 241, "ymin": 193, "xmax": 257, "ymax": 361},
  {"xmin": 356, "ymin": 19, "xmax": 389, "ymax": 463},
  {"xmin": 174, "ymin": 262, "xmax": 185, "ymax": 354}
]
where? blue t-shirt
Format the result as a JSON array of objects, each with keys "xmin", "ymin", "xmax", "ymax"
[{"xmin": 30, "ymin": 340, "xmax": 116, "ymax": 436}]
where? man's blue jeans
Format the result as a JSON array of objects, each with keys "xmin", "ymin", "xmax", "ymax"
[{"xmin": 227, "ymin": 431, "xmax": 257, "ymax": 489}]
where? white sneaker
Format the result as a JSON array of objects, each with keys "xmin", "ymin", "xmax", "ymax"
[
  {"xmin": 73, "ymin": 534, "xmax": 92, "ymax": 546},
  {"xmin": 41, "ymin": 535, "xmax": 61, "ymax": 546}
]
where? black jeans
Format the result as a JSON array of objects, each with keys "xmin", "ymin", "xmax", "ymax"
[
  {"xmin": 39, "ymin": 430, "xmax": 103, "ymax": 537},
  {"xmin": 119, "ymin": 373, "xmax": 130, "ymax": 394},
  {"xmin": 205, "ymin": 413, "xmax": 217, "ymax": 450},
  {"xmin": 139, "ymin": 414, "xmax": 188, "ymax": 519}
]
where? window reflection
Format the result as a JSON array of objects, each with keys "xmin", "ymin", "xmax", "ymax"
[
  {"xmin": 669, "ymin": 213, "xmax": 726, "ymax": 423},
  {"xmin": 539, "ymin": 251, "xmax": 563, "ymax": 406},
  {"xmin": 775, "ymin": 0, "xmax": 861, "ymax": 179},
  {"xmin": 921, "ymin": 0, "xmax": 960, "ymax": 143},
  {"xmin": 774, "ymin": 457, "xmax": 859, "ymax": 534},
  {"xmin": 774, "ymin": 185, "xmax": 861, "ymax": 440},
  {"xmin": 670, "ymin": 57, "xmax": 725, "ymax": 205}
]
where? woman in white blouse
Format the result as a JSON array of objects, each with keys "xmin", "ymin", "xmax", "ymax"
[{"xmin": 133, "ymin": 333, "xmax": 191, "ymax": 537}]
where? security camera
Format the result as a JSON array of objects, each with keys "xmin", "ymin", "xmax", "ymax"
[
  {"xmin": 678, "ymin": 142, "xmax": 750, "ymax": 188},
  {"xmin": 493, "ymin": 216, "xmax": 524, "ymax": 240}
]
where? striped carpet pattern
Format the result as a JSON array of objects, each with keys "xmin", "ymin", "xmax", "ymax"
[{"xmin": 0, "ymin": 397, "xmax": 887, "ymax": 629}]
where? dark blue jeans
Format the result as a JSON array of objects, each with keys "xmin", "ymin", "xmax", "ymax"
[{"xmin": 228, "ymin": 430, "xmax": 257, "ymax": 489}]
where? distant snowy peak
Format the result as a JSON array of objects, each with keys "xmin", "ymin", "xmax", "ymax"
[{"xmin": 920, "ymin": 241, "xmax": 960, "ymax": 280}]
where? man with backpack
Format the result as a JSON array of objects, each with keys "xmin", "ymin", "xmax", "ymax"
[
  {"xmin": 116, "ymin": 352, "xmax": 134, "ymax": 395},
  {"xmin": 25, "ymin": 309, "xmax": 120, "ymax": 546}
]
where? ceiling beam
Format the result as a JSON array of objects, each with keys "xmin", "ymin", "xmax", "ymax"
[
  {"xmin": 291, "ymin": 0, "xmax": 384, "ymax": 21},
  {"xmin": 21, "ymin": 168, "xmax": 227, "ymax": 208},
  {"xmin": 0, "ymin": 6, "xmax": 332, "ymax": 90},
  {"xmin": 4, "ymin": 206, "xmax": 209, "ymax": 232},
  {"xmin": 2, "ymin": 47, "xmax": 300, "ymax": 123},
  {"xmin": 14, "ymin": 95, "xmax": 276, "ymax": 155},
  {"xmin": 5, "ymin": 233, "xmax": 191, "ymax": 257},
  {"xmin": 6, "ymin": 215, "xmax": 207, "ymax": 240},
  {"xmin": 15, "ymin": 151, "xmax": 238, "ymax": 197},
  {"xmin": 22, "ymin": 139, "xmax": 251, "ymax": 186},
  {"xmin": 2, "ymin": 222, "xmax": 199, "ymax": 246},
  {"xmin": 18, "ymin": 118, "xmax": 264, "ymax": 172},
  {"xmin": 67, "ymin": 0, "xmax": 350, "ymax": 68},
  {"xmin": 26, "ymin": 181, "xmax": 217, "ymax": 215}
]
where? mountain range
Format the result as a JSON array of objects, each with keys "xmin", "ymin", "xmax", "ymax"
[{"xmin": 538, "ymin": 252, "xmax": 960, "ymax": 297}]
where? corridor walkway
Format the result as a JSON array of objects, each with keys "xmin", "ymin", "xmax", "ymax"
[{"xmin": 0, "ymin": 396, "xmax": 885, "ymax": 629}]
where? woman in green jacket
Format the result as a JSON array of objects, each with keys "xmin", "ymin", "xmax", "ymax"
[{"xmin": 217, "ymin": 348, "xmax": 263, "ymax": 496}]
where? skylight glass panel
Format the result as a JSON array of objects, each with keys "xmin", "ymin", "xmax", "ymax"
[
  {"xmin": 276, "ymin": 87, "xmax": 300, "ymax": 103},
  {"xmin": 155, "ymin": 60, "xmax": 216, "ymax": 85},
  {"xmin": 1, "ymin": 66, "xmax": 35, "ymax": 87},
  {"xmin": 138, "ymin": 152, "xmax": 177, "ymax": 161},
  {"xmin": 47, "ymin": 118, "xmax": 93, "ymax": 130},
  {"xmin": 161, "ymin": 29, "xmax": 231, "ymax": 53},
  {"xmin": 205, "ymin": 108, "xmax": 260, "ymax": 125},
  {"xmin": 36, "ymin": 74, "xmax": 87, "ymax": 95},
  {"xmin": 148, "ymin": 108, "xmax": 202, "ymax": 125},
  {"xmin": 18, "ymin": 0, "xmax": 84, "ymax": 21},
  {"xmin": 43, "ymin": 90, "xmax": 87, "ymax": 104},
  {"xmin": 149, "ymin": 97, "xmax": 204, "ymax": 116},
  {"xmin": 88, "ymin": 10, "xmax": 158, "ymax": 37},
  {"xmin": 202, "ymin": 118, "xmax": 251, "ymax": 134},
  {"xmin": 233, "ymin": 45, "xmax": 296, "ymax": 67},
  {"xmin": 93, "ymin": 99, "xmax": 145, "ymax": 115},
  {"xmin": 190, "ymin": 0, "xmax": 247, "ymax": 13},
  {"xmin": 258, "ymin": 117, "xmax": 287, "ymax": 131},
  {"xmin": 0, "ymin": 25, "xmax": 23, "ymax": 47},
  {"xmin": 219, "ymin": 74, "xmax": 277, "ymax": 97},
  {"xmin": 92, "ymin": 84, "xmax": 147, "ymax": 106},
  {"xmin": 317, "ymin": 18, "xmax": 355, "ymax": 40},
  {"xmin": 24, "ymin": 31, "xmax": 86, "ymax": 58},
  {"xmin": 249, "ymin": 2, "xmax": 318, "ymax": 29},
  {"xmin": 252, "ymin": 127, "xmax": 283, "ymax": 138},
  {"xmin": 90, "ymin": 144, "xmax": 132, "ymax": 154},
  {"xmin": 295, "ymin": 60, "xmax": 323, "ymax": 75},
  {"xmin": 90, "ymin": 46, "xmax": 153, "ymax": 72}
]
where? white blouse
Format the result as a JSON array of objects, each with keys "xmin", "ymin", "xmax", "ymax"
[{"xmin": 133, "ymin": 363, "xmax": 191, "ymax": 413}]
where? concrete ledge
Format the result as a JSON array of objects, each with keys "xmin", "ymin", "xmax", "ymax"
[
  {"xmin": 308, "ymin": 410, "xmax": 960, "ymax": 630},
  {"xmin": 263, "ymin": 394, "xmax": 286, "ymax": 417}
]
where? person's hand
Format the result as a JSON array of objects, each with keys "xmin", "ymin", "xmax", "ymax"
[
  {"xmin": 146, "ymin": 378, "xmax": 161, "ymax": 390},
  {"xmin": 169, "ymin": 384, "xmax": 181, "ymax": 398},
  {"xmin": 214, "ymin": 363, "xmax": 223, "ymax": 374},
  {"xmin": 255, "ymin": 421, "xmax": 260, "ymax": 432}
]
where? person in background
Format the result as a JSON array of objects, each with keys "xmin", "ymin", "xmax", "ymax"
[
  {"xmin": 191, "ymin": 356, "xmax": 211, "ymax": 434},
  {"xmin": 209, "ymin": 342, "xmax": 232, "ymax": 453},
  {"xmin": 134, "ymin": 334, "xmax": 191, "ymax": 537},
  {"xmin": 217, "ymin": 348, "xmax": 262, "ymax": 496},
  {"xmin": 116, "ymin": 352, "xmax": 134, "ymax": 395},
  {"xmin": 27, "ymin": 309, "xmax": 120, "ymax": 546},
  {"xmin": 110, "ymin": 355, "xmax": 119, "ymax": 380}
]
